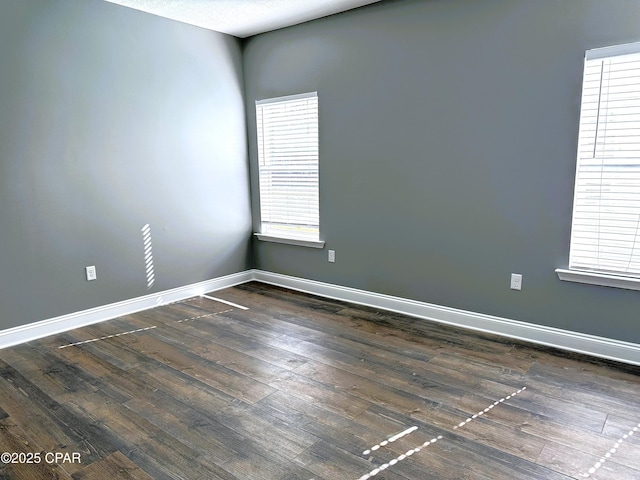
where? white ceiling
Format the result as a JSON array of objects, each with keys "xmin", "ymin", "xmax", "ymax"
[{"xmin": 104, "ymin": 0, "xmax": 383, "ymax": 38}]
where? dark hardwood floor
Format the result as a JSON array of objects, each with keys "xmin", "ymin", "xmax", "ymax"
[{"xmin": 0, "ymin": 281, "xmax": 639, "ymax": 479}]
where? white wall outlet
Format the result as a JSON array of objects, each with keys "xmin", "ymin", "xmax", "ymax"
[
  {"xmin": 328, "ymin": 250, "xmax": 336, "ymax": 263},
  {"xmin": 86, "ymin": 265, "xmax": 97, "ymax": 281},
  {"xmin": 510, "ymin": 273, "xmax": 522, "ymax": 291}
]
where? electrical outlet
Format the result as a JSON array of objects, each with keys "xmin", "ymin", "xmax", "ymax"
[
  {"xmin": 510, "ymin": 273, "xmax": 522, "ymax": 291},
  {"xmin": 328, "ymin": 250, "xmax": 335, "ymax": 263},
  {"xmin": 86, "ymin": 265, "xmax": 97, "ymax": 281}
]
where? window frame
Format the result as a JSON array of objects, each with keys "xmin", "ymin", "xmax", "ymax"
[
  {"xmin": 557, "ymin": 41, "xmax": 640, "ymax": 290},
  {"xmin": 254, "ymin": 92, "xmax": 324, "ymax": 249}
]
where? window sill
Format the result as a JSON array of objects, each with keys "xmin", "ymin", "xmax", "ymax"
[
  {"xmin": 555, "ymin": 268, "xmax": 640, "ymax": 291},
  {"xmin": 254, "ymin": 234, "xmax": 325, "ymax": 249}
]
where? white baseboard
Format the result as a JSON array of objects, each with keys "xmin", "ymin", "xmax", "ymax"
[
  {"xmin": 251, "ymin": 270, "xmax": 640, "ymax": 366},
  {"xmin": 3, "ymin": 268, "xmax": 639, "ymax": 367},
  {"xmin": 0, "ymin": 271, "xmax": 253, "ymax": 350}
]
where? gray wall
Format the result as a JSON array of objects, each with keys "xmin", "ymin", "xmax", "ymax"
[
  {"xmin": 0, "ymin": 0, "xmax": 252, "ymax": 329},
  {"xmin": 243, "ymin": 0, "xmax": 640, "ymax": 343}
]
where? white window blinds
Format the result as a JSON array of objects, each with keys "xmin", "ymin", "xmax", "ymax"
[
  {"xmin": 569, "ymin": 42, "xmax": 640, "ymax": 276},
  {"xmin": 256, "ymin": 92, "xmax": 319, "ymax": 241}
]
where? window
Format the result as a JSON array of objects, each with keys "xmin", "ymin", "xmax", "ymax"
[
  {"xmin": 255, "ymin": 92, "xmax": 322, "ymax": 247},
  {"xmin": 560, "ymin": 41, "xmax": 640, "ymax": 289}
]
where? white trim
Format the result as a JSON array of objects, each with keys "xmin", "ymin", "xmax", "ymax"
[
  {"xmin": 255, "ymin": 233, "xmax": 325, "ymax": 248},
  {"xmin": 586, "ymin": 40, "xmax": 640, "ymax": 60},
  {"xmin": 4, "ymin": 268, "xmax": 640, "ymax": 366},
  {"xmin": 256, "ymin": 91, "xmax": 317, "ymax": 106},
  {"xmin": 252, "ymin": 270, "xmax": 640, "ymax": 366},
  {"xmin": 0, "ymin": 271, "xmax": 253, "ymax": 350},
  {"xmin": 555, "ymin": 268, "xmax": 640, "ymax": 291}
]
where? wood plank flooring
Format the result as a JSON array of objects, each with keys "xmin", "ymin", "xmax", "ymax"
[{"xmin": 0, "ymin": 281, "xmax": 639, "ymax": 479}]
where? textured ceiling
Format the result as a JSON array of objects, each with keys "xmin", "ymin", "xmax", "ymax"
[{"xmin": 104, "ymin": 0, "xmax": 383, "ymax": 38}]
